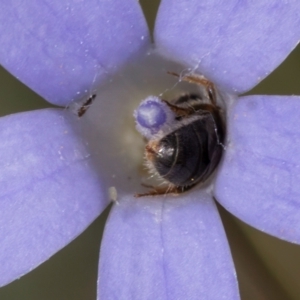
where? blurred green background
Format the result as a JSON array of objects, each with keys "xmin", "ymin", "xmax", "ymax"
[{"xmin": 1, "ymin": 1, "xmax": 300, "ymax": 299}]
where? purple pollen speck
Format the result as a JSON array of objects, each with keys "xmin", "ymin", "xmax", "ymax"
[
  {"xmin": 134, "ymin": 96, "xmax": 176, "ymax": 140},
  {"xmin": 136, "ymin": 100, "xmax": 166, "ymax": 130}
]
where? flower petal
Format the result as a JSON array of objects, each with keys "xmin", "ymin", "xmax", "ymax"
[
  {"xmin": 155, "ymin": 1, "xmax": 300, "ymax": 93},
  {"xmin": 98, "ymin": 190, "xmax": 239, "ymax": 299},
  {"xmin": 0, "ymin": 0, "xmax": 149, "ymax": 106},
  {"xmin": 0, "ymin": 108, "xmax": 107, "ymax": 286},
  {"xmin": 214, "ymin": 95, "xmax": 300, "ymax": 243}
]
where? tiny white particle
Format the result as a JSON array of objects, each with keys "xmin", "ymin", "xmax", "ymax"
[{"xmin": 108, "ymin": 186, "xmax": 118, "ymax": 203}]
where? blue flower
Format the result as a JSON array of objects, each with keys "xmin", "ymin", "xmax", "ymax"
[{"xmin": 0, "ymin": 1, "xmax": 300, "ymax": 299}]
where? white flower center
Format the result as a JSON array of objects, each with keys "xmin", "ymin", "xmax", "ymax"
[{"xmin": 70, "ymin": 47, "xmax": 232, "ymax": 198}]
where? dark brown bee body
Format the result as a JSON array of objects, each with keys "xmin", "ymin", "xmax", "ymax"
[
  {"xmin": 135, "ymin": 73, "xmax": 226, "ymax": 197},
  {"xmin": 152, "ymin": 110, "xmax": 224, "ymax": 188}
]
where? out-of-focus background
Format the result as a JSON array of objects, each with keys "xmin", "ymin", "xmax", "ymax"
[{"xmin": 1, "ymin": 1, "xmax": 300, "ymax": 299}]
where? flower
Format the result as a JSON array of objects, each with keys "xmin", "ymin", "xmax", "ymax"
[{"xmin": 0, "ymin": 0, "xmax": 300, "ymax": 299}]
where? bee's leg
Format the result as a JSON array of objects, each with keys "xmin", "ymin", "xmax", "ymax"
[
  {"xmin": 134, "ymin": 184, "xmax": 194, "ymax": 198},
  {"xmin": 161, "ymin": 99, "xmax": 193, "ymax": 117},
  {"xmin": 140, "ymin": 182, "xmax": 156, "ymax": 189},
  {"xmin": 134, "ymin": 185, "xmax": 178, "ymax": 197},
  {"xmin": 168, "ymin": 71, "xmax": 217, "ymax": 105}
]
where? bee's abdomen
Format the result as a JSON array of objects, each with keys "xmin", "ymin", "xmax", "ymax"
[{"xmin": 152, "ymin": 115, "xmax": 223, "ymax": 187}]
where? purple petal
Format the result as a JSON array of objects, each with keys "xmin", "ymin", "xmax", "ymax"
[
  {"xmin": 155, "ymin": 1, "xmax": 300, "ymax": 94},
  {"xmin": 0, "ymin": 108, "xmax": 107, "ymax": 286},
  {"xmin": 0, "ymin": 0, "xmax": 149, "ymax": 106},
  {"xmin": 98, "ymin": 190, "xmax": 239, "ymax": 299},
  {"xmin": 214, "ymin": 95, "xmax": 300, "ymax": 243}
]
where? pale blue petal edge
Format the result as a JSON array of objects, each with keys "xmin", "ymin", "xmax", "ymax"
[
  {"xmin": 98, "ymin": 190, "xmax": 240, "ymax": 300},
  {"xmin": 155, "ymin": 0, "xmax": 300, "ymax": 94},
  {"xmin": 215, "ymin": 95, "xmax": 300, "ymax": 243},
  {"xmin": 0, "ymin": 108, "xmax": 108, "ymax": 286},
  {"xmin": 0, "ymin": 0, "xmax": 150, "ymax": 106}
]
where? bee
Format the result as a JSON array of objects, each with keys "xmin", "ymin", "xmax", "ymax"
[{"xmin": 135, "ymin": 72, "xmax": 225, "ymax": 197}]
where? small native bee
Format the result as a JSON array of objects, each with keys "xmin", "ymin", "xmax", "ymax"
[{"xmin": 135, "ymin": 72, "xmax": 225, "ymax": 197}]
